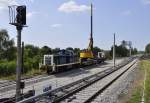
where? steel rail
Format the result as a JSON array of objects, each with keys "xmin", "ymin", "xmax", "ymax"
[
  {"xmin": 84, "ymin": 59, "xmax": 137, "ymax": 103},
  {"xmin": 52, "ymin": 58, "xmax": 136, "ymax": 103},
  {"xmin": 17, "ymin": 57, "xmax": 134, "ymax": 103}
]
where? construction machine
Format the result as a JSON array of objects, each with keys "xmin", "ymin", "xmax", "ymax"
[{"xmin": 80, "ymin": 3, "xmax": 96, "ymax": 65}]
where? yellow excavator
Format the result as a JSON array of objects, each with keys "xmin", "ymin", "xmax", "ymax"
[{"xmin": 80, "ymin": 3, "xmax": 95, "ymax": 65}]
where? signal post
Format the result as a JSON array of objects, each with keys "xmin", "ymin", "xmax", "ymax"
[{"xmin": 8, "ymin": 5, "xmax": 26, "ymax": 101}]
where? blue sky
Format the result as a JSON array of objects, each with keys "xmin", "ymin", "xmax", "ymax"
[{"xmin": 0, "ymin": 0, "xmax": 150, "ymax": 51}]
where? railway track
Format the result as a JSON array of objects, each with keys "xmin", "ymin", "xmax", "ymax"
[
  {"xmin": 0, "ymin": 64, "xmax": 102, "ymax": 90},
  {"xmin": 0, "ymin": 63, "xmax": 104, "ymax": 89},
  {"xmin": 0, "ymin": 74, "xmax": 51, "ymax": 93},
  {"xmin": 0, "ymin": 81, "xmax": 16, "ymax": 88},
  {"xmin": 0, "ymin": 59, "xmax": 124, "ymax": 90},
  {"xmin": 0, "ymin": 75, "xmax": 43, "ymax": 88},
  {"xmin": 59, "ymin": 59, "xmax": 137, "ymax": 103},
  {"xmin": 17, "ymin": 57, "xmax": 137, "ymax": 103}
]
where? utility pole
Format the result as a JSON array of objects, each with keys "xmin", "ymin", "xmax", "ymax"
[
  {"xmin": 130, "ymin": 48, "xmax": 131, "ymax": 56},
  {"xmin": 129, "ymin": 41, "xmax": 132, "ymax": 57},
  {"xmin": 113, "ymin": 33, "xmax": 116, "ymax": 68}
]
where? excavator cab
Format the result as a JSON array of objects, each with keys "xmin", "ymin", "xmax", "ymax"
[
  {"xmin": 80, "ymin": 37, "xmax": 94, "ymax": 59},
  {"xmin": 80, "ymin": 50, "xmax": 94, "ymax": 59}
]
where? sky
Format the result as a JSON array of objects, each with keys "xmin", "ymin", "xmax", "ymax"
[{"xmin": 0, "ymin": 0, "xmax": 150, "ymax": 51}]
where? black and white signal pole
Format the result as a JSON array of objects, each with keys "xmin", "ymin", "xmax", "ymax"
[{"xmin": 113, "ymin": 33, "xmax": 116, "ymax": 68}]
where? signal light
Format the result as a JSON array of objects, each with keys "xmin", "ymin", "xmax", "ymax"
[{"xmin": 16, "ymin": 6, "xmax": 26, "ymax": 25}]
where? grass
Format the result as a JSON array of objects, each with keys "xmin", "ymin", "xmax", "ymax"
[
  {"xmin": 140, "ymin": 60, "xmax": 150, "ymax": 103},
  {"xmin": 127, "ymin": 87, "xmax": 142, "ymax": 103},
  {"xmin": 127, "ymin": 60, "xmax": 150, "ymax": 103},
  {"xmin": 0, "ymin": 69, "xmax": 45, "ymax": 80}
]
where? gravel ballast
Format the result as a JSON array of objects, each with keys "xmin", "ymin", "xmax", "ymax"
[{"xmin": 92, "ymin": 61, "xmax": 139, "ymax": 103}]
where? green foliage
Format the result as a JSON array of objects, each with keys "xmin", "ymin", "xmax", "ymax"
[
  {"xmin": 40, "ymin": 46, "xmax": 52, "ymax": 56},
  {"xmin": 0, "ymin": 29, "xmax": 15, "ymax": 61},
  {"xmin": 0, "ymin": 29, "xmax": 9, "ymax": 50},
  {"xmin": 131, "ymin": 48, "xmax": 138, "ymax": 55},
  {"xmin": 74, "ymin": 48, "xmax": 80, "ymax": 53},
  {"xmin": 110, "ymin": 45, "xmax": 130, "ymax": 57},
  {"xmin": 4, "ymin": 46, "xmax": 17, "ymax": 60},
  {"xmin": 93, "ymin": 46, "xmax": 102, "ymax": 56},
  {"xmin": 66, "ymin": 47, "xmax": 81, "ymax": 55},
  {"xmin": 0, "ymin": 61, "xmax": 16, "ymax": 76},
  {"xmin": 52, "ymin": 48, "xmax": 60, "ymax": 54},
  {"xmin": 105, "ymin": 51, "xmax": 112, "ymax": 60},
  {"xmin": 66, "ymin": 47, "xmax": 73, "ymax": 51},
  {"xmin": 145, "ymin": 43, "xmax": 150, "ymax": 54},
  {"xmin": 127, "ymin": 87, "xmax": 142, "ymax": 103},
  {"xmin": 74, "ymin": 48, "xmax": 80, "ymax": 56},
  {"xmin": 24, "ymin": 44, "xmax": 40, "ymax": 58},
  {"xmin": 140, "ymin": 60, "xmax": 150, "ymax": 103},
  {"xmin": 23, "ymin": 55, "xmax": 41, "ymax": 73}
]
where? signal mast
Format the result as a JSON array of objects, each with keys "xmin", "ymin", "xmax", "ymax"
[{"xmin": 8, "ymin": 5, "xmax": 27, "ymax": 101}]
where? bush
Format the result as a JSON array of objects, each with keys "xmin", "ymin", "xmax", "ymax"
[
  {"xmin": 0, "ymin": 58, "xmax": 41, "ymax": 77},
  {"xmin": 23, "ymin": 56, "xmax": 41, "ymax": 73},
  {"xmin": 0, "ymin": 61, "xmax": 16, "ymax": 76}
]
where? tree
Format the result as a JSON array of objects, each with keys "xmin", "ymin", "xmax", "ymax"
[
  {"xmin": 121, "ymin": 40, "xmax": 126, "ymax": 47},
  {"xmin": 24, "ymin": 44, "xmax": 40, "ymax": 58},
  {"xmin": 110, "ymin": 45, "xmax": 129, "ymax": 57},
  {"xmin": 93, "ymin": 46, "xmax": 102, "ymax": 56},
  {"xmin": 66, "ymin": 47, "xmax": 73, "ymax": 51},
  {"xmin": 145, "ymin": 43, "xmax": 150, "ymax": 54},
  {"xmin": 131, "ymin": 48, "xmax": 138, "ymax": 55},
  {"xmin": 52, "ymin": 48, "xmax": 60, "ymax": 54},
  {"xmin": 74, "ymin": 48, "xmax": 80, "ymax": 54},
  {"xmin": 118, "ymin": 45, "xmax": 129, "ymax": 57},
  {"xmin": 0, "ymin": 29, "xmax": 15, "ymax": 61},
  {"xmin": 0, "ymin": 29, "xmax": 9, "ymax": 50},
  {"xmin": 40, "ymin": 46, "xmax": 52, "ymax": 56},
  {"xmin": 4, "ymin": 46, "xmax": 17, "ymax": 61}
]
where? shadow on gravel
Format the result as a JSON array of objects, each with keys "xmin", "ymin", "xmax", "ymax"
[
  {"xmin": 54, "ymin": 68, "xmax": 90, "ymax": 78},
  {"xmin": 53, "ymin": 62, "xmax": 109, "ymax": 78}
]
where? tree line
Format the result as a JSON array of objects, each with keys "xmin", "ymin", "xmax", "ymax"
[{"xmin": 0, "ymin": 29, "xmax": 139, "ymax": 77}]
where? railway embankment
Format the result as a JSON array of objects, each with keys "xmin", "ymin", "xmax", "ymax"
[
  {"xmin": 116, "ymin": 60, "xmax": 150, "ymax": 103},
  {"xmin": 107, "ymin": 60, "xmax": 150, "ymax": 103},
  {"xmin": 88, "ymin": 59, "xmax": 139, "ymax": 103}
]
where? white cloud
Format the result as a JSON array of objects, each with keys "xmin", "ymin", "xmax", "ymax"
[
  {"xmin": 29, "ymin": 0, "xmax": 34, "ymax": 3},
  {"xmin": 0, "ymin": 0, "xmax": 34, "ymax": 13},
  {"xmin": 26, "ymin": 12, "xmax": 39, "ymax": 19},
  {"xmin": 121, "ymin": 10, "xmax": 132, "ymax": 16},
  {"xmin": 22, "ymin": 0, "xmax": 34, "ymax": 5},
  {"xmin": 58, "ymin": 1, "xmax": 90, "ymax": 13},
  {"xmin": 27, "ymin": 12, "xmax": 33, "ymax": 18},
  {"xmin": 141, "ymin": 0, "xmax": 150, "ymax": 5},
  {"xmin": 0, "ymin": 6, "xmax": 4, "ymax": 10},
  {"xmin": 51, "ymin": 24, "xmax": 62, "ymax": 28}
]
